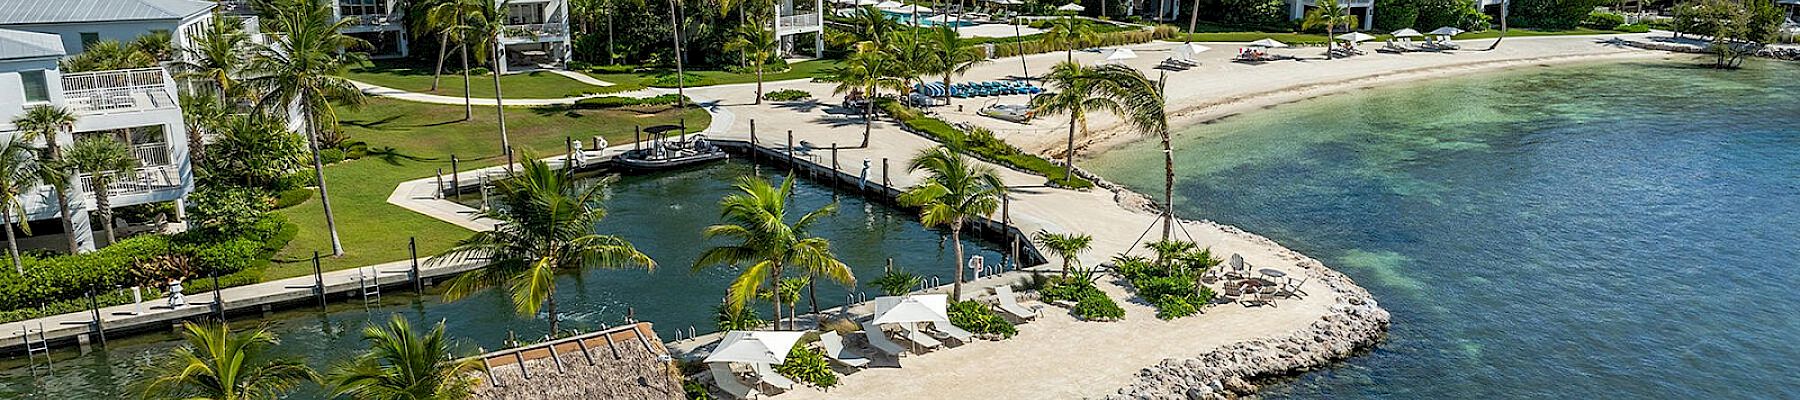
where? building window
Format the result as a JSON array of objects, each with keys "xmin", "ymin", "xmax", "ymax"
[
  {"xmin": 80, "ymin": 32, "xmax": 100, "ymax": 49},
  {"xmin": 340, "ymin": 0, "xmax": 386, "ymax": 16},
  {"xmin": 20, "ymin": 70, "xmax": 50, "ymax": 103}
]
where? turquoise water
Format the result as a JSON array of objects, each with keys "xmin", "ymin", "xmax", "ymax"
[
  {"xmin": 0, "ymin": 160, "xmax": 1008, "ymax": 397},
  {"xmin": 1087, "ymin": 61, "xmax": 1800, "ymax": 398}
]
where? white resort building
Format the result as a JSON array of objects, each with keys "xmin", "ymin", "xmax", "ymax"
[
  {"xmin": 776, "ymin": 0, "xmax": 826, "ymax": 58},
  {"xmin": 496, "ymin": 0, "xmax": 572, "ymax": 73},
  {"xmin": 0, "ymin": 7, "xmax": 198, "ymax": 253},
  {"xmin": 334, "ymin": 0, "xmax": 411, "ymax": 58},
  {"xmin": 1283, "ymin": 0, "xmax": 1374, "ymax": 30}
]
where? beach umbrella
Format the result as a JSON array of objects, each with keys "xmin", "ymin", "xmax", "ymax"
[
  {"xmin": 1428, "ymin": 27, "xmax": 1465, "ymax": 36},
  {"xmin": 1172, "ymin": 43, "xmax": 1212, "ymax": 61},
  {"xmin": 1056, "ymin": 2, "xmax": 1085, "ymax": 11},
  {"xmin": 874, "ymin": 0, "xmax": 906, "ymax": 9},
  {"xmin": 1390, "ymin": 28, "xmax": 1423, "ymax": 38},
  {"xmin": 1248, "ymin": 38, "xmax": 1288, "ymax": 48},
  {"xmin": 704, "ymin": 330, "xmax": 808, "ymax": 365},
  {"xmin": 1335, "ymin": 32, "xmax": 1377, "ymax": 43},
  {"xmin": 872, "ymin": 295, "xmax": 951, "ymax": 324},
  {"xmin": 1102, "ymin": 48, "xmax": 1139, "ymax": 63}
]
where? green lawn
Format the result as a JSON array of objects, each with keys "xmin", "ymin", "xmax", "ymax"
[
  {"xmin": 1178, "ymin": 28, "xmax": 1625, "ymax": 44},
  {"xmin": 581, "ymin": 59, "xmax": 842, "ymax": 88},
  {"xmin": 345, "ymin": 61, "xmax": 645, "ymax": 99},
  {"xmin": 268, "ymin": 98, "xmax": 709, "ymax": 277}
]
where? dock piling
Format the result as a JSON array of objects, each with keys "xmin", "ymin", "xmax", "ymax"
[
  {"xmin": 410, "ymin": 237, "xmax": 423, "ymax": 294},
  {"xmin": 313, "ymin": 252, "xmax": 326, "ymax": 309},
  {"xmin": 451, "ymin": 155, "xmax": 460, "ymax": 200}
]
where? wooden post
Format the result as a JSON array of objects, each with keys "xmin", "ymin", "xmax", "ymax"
[
  {"xmin": 830, "ymin": 144, "xmax": 839, "ymax": 192},
  {"xmin": 680, "ymin": 118, "xmax": 687, "ymax": 142},
  {"xmin": 87, "ymin": 289, "xmax": 106, "ymax": 347},
  {"xmin": 749, "ymin": 119, "xmax": 757, "ymax": 161},
  {"xmin": 882, "ymin": 157, "xmax": 890, "ymax": 189},
  {"xmin": 786, "ymin": 130, "xmax": 795, "ymax": 172},
  {"xmin": 313, "ymin": 251, "xmax": 326, "ymax": 309},
  {"xmin": 450, "ymin": 155, "xmax": 460, "ymax": 200},
  {"xmin": 435, "ymin": 168, "xmax": 444, "ymax": 199},
  {"xmin": 505, "ymin": 146, "xmax": 515, "ymax": 176},
  {"xmin": 410, "ymin": 237, "xmax": 423, "ymax": 294},
  {"xmin": 213, "ymin": 273, "xmax": 224, "ymax": 321}
]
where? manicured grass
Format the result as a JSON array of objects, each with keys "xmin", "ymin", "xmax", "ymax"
[
  {"xmin": 1177, "ymin": 27, "xmax": 1625, "ymax": 44},
  {"xmin": 345, "ymin": 61, "xmax": 644, "ymax": 99},
  {"xmin": 580, "ymin": 59, "xmax": 842, "ymax": 88},
  {"xmin": 879, "ymin": 100, "xmax": 1094, "ymax": 189},
  {"xmin": 269, "ymin": 98, "xmax": 709, "ymax": 277}
]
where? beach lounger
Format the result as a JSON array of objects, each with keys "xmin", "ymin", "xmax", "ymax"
[
  {"xmin": 900, "ymin": 324, "xmax": 943, "ymax": 349},
  {"xmin": 751, "ymin": 362, "xmax": 796, "ymax": 390},
  {"xmin": 818, "ymin": 331, "xmax": 870, "ymax": 368},
  {"xmin": 994, "ymin": 286, "xmax": 1039, "ymax": 321},
  {"xmin": 710, "ymin": 363, "xmax": 762, "ymax": 399},
  {"xmin": 1278, "ymin": 277, "xmax": 1310, "ymax": 298},
  {"xmin": 861, "ymin": 321, "xmax": 908, "ymax": 356},
  {"xmin": 933, "ymin": 321, "xmax": 975, "ymax": 344}
]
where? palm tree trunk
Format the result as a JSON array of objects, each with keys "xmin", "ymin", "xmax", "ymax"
[
  {"xmin": 1186, "ymin": 0, "xmax": 1200, "ymax": 43},
  {"xmin": 96, "ymin": 186, "xmax": 115, "ymax": 246},
  {"xmin": 755, "ymin": 64, "xmax": 764, "ymax": 104},
  {"xmin": 861, "ymin": 97, "xmax": 874, "ymax": 148},
  {"xmin": 432, "ymin": 35, "xmax": 450, "ymax": 91},
  {"xmin": 5, "ymin": 209, "xmax": 21, "ymax": 274},
  {"xmin": 303, "ymin": 110, "xmax": 346, "ymax": 257},
  {"xmin": 1065, "ymin": 113, "xmax": 1078, "ymax": 184},
  {"xmin": 807, "ymin": 277, "xmax": 819, "ymax": 329},
  {"xmin": 547, "ymin": 292, "xmax": 560, "ymax": 336},
  {"xmin": 1486, "ymin": 0, "xmax": 1509, "ymax": 51},
  {"xmin": 461, "ymin": 41, "xmax": 474, "ymax": 120},
  {"xmin": 607, "ymin": 10, "xmax": 617, "ymax": 64},
  {"xmin": 1326, "ymin": 26, "xmax": 1335, "ymax": 60},
  {"xmin": 491, "ymin": 45, "xmax": 511, "ymax": 153},
  {"xmin": 44, "ymin": 141, "xmax": 78, "ymax": 254},
  {"xmin": 1161, "ymin": 126, "xmax": 1174, "ymax": 242},
  {"xmin": 951, "ymin": 221, "xmax": 965, "ymax": 300}
]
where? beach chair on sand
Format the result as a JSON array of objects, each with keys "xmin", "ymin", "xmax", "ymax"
[
  {"xmin": 819, "ymin": 331, "xmax": 870, "ymax": 368},
  {"xmin": 861, "ymin": 321, "xmax": 908, "ymax": 356},
  {"xmin": 900, "ymin": 324, "xmax": 943, "ymax": 349},
  {"xmin": 1278, "ymin": 277, "xmax": 1310, "ymax": 298},
  {"xmin": 994, "ymin": 286, "xmax": 1039, "ymax": 321},
  {"xmin": 710, "ymin": 363, "xmax": 762, "ymax": 399},
  {"xmin": 751, "ymin": 362, "xmax": 797, "ymax": 390},
  {"xmin": 933, "ymin": 321, "xmax": 975, "ymax": 344}
]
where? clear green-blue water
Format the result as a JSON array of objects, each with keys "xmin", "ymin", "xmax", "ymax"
[
  {"xmin": 1087, "ymin": 60, "xmax": 1800, "ymax": 398},
  {"xmin": 0, "ymin": 160, "xmax": 1007, "ymax": 398}
]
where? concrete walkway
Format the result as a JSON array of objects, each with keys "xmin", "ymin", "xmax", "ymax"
[
  {"xmin": 550, "ymin": 69, "xmax": 615, "ymax": 86},
  {"xmin": 349, "ymin": 80, "xmax": 665, "ymax": 106}
]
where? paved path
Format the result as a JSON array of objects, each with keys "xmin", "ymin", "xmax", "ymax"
[
  {"xmin": 349, "ymin": 80, "xmax": 665, "ymax": 106},
  {"xmin": 550, "ymin": 69, "xmax": 615, "ymax": 86}
]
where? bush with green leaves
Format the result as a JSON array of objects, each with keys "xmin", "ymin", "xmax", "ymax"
[
  {"xmin": 1615, "ymin": 23, "xmax": 1651, "ymax": 33},
  {"xmin": 870, "ymin": 268, "xmax": 923, "ymax": 296},
  {"xmin": 948, "ymin": 300, "xmax": 1017, "ymax": 338},
  {"xmin": 186, "ymin": 185, "xmax": 272, "ymax": 237},
  {"xmin": 572, "ymin": 94, "xmax": 686, "ymax": 109},
  {"xmin": 715, "ymin": 303, "xmax": 765, "ymax": 331},
  {"xmin": 880, "ymin": 100, "xmax": 1093, "ymax": 188},
  {"xmin": 1071, "ymin": 291, "xmax": 1124, "ymax": 321},
  {"xmin": 1582, "ymin": 11, "xmax": 1628, "ymax": 30},
  {"xmin": 683, "ymin": 379, "xmax": 713, "ymax": 400},
  {"xmin": 762, "ymin": 89, "xmax": 812, "ymax": 102},
  {"xmin": 774, "ymin": 346, "xmax": 839, "ymax": 388}
]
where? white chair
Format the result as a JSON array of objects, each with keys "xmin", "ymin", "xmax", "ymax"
[
  {"xmin": 900, "ymin": 324, "xmax": 942, "ymax": 349},
  {"xmin": 993, "ymin": 286, "xmax": 1038, "ymax": 321},
  {"xmin": 1278, "ymin": 277, "xmax": 1310, "ymax": 298},
  {"xmin": 709, "ymin": 363, "xmax": 761, "ymax": 399},
  {"xmin": 750, "ymin": 362, "xmax": 796, "ymax": 390},
  {"xmin": 818, "ymin": 331, "xmax": 870, "ymax": 368},
  {"xmin": 861, "ymin": 321, "xmax": 907, "ymax": 356},
  {"xmin": 933, "ymin": 321, "xmax": 975, "ymax": 343}
]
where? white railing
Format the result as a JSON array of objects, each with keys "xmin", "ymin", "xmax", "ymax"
[
  {"xmin": 77, "ymin": 165, "xmax": 182, "ymax": 196},
  {"xmin": 341, "ymin": 13, "xmax": 403, "ymax": 28},
  {"xmin": 503, "ymin": 23, "xmax": 566, "ymax": 39},
  {"xmin": 61, "ymin": 68, "xmax": 176, "ymax": 114},
  {"xmin": 132, "ymin": 144, "xmax": 172, "ymax": 167},
  {"xmin": 778, "ymin": 13, "xmax": 822, "ymax": 32}
]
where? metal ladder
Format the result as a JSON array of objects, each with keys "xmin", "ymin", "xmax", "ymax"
[{"xmin": 20, "ymin": 321, "xmax": 49, "ymax": 362}]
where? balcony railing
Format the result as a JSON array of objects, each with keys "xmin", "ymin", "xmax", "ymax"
[
  {"xmin": 77, "ymin": 165, "xmax": 182, "ymax": 197},
  {"xmin": 61, "ymin": 68, "xmax": 177, "ymax": 114},
  {"xmin": 341, "ymin": 13, "xmax": 403, "ymax": 28},
  {"xmin": 777, "ymin": 13, "xmax": 822, "ymax": 33},
  {"xmin": 502, "ymin": 23, "xmax": 566, "ymax": 39}
]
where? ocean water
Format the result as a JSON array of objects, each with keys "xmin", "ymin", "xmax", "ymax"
[
  {"xmin": 1087, "ymin": 60, "xmax": 1800, "ymax": 398},
  {"xmin": 0, "ymin": 160, "xmax": 1008, "ymax": 398}
]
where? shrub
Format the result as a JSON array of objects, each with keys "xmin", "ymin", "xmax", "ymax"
[
  {"xmin": 1072, "ymin": 291, "xmax": 1124, "ymax": 321},
  {"xmin": 651, "ymin": 72, "xmax": 705, "ymax": 87},
  {"xmin": 1615, "ymin": 23, "xmax": 1651, "ymax": 33},
  {"xmin": 714, "ymin": 303, "xmax": 764, "ymax": 331},
  {"xmin": 1038, "ymin": 277, "xmax": 1096, "ymax": 303},
  {"xmin": 317, "ymin": 148, "xmax": 347, "ymax": 164},
  {"xmin": 186, "ymin": 185, "xmax": 271, "ymax": 236},
  {"xmin": 870, "ymin": 268, "xmax": 923, "ymax": 296},
  {"xmin": 1582, "ymin": 11, "xmax": 1628, "ymax": 30},
  {"xmin": 273, "ymin": 187, "xmax": 314, "ymax": 209},
  {"xmin": 948, "ymin": 300, "xmax": 1017, "ymax": 337},
  {"xmin": 586, "ymin": 64, "xmax": 637, "ymax": 74},
  {"xmin": 1153, "ymin": 296, "xmax": 1198, "ymax": 319},
  {"xmin": 763, "ymin": 89, "xmax": 812, "ymax": 102},
  {"xmin": 682, "ymin": 379, "xmax": 713, "ymax": 400},
  {"xmin": 879, "ymin": 100, "xmax": 1094, "ymax": 188},
  {"xmin": 572, "ymin": 94, "xmax": 685, "ymax": 109},
  {"xmin": 774, "ymin": 346, "xmax": 839, "ymax": 388}
]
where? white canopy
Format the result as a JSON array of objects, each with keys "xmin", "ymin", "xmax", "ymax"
[
  {"xmin": 872, "ymin": 294, "xmax": 951, "ymax": 324},
  {"xmin": 874, "ymin": 0, "xmax": 907, "ymax": 9},
  {"xmin": 924, "ymin": 14, "xmax": 966, "ymax": 23},
  {"xmin": 1390, "ymin": 28, "xmax": 1423, "ymax": 38},
  {"xmin": 1428, "ymin": 26, "xmax": 1465, "ymax": 36},
  {"xmin": 1335, "ymin": 32, "xmax": 1377, "ymax": 43},
  {"xmin": 1247, "ymin": 38, "xmax": 1288, "ymax": 48},
  {"xmin": 1102, "ymin": 48, "xmax": 1138, "ymax": 63},
  {"xmin": 1056, "ymin": 2, "xmax": 1085, "ymax": 11},
  {"xmin": 704, "ymin": 330, "xmax": 808, "ymax": 365},
  {"xmin": 891, "ymin": 4, "xmax": 934, "ymax": 13},
  {"xmin": 1172, "ymin": 43, "xmax": 1212, "ymax": 60}
]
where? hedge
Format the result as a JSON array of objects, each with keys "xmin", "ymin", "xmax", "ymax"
[
  {"xmin": 985, "ymin": 26, "xmax": 1180, "ymax": 59},
  {"xmin": 879, "ymin": 100, "xmax": 1094, "ymax": 189},
  {"xmin": 571, "ymin": 94, "xmax": 687, "ymax": 109}
]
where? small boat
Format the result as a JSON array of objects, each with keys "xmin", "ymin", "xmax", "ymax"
[
  {"xmin": 978, "ymin": 102, "xmax": 1033, "ymax": 123},
  {"xmin": 614, "ymin": 125, "xmax": 727, "ymax": 170}
]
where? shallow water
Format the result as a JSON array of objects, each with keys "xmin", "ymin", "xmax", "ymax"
[
  {"xmin": 1087, "ymin": 60, "xmax": 1800, "ymax": 398},
  {"xmin": 0, "ymin": 160, "xmax": 1007, "ymax": 398}
]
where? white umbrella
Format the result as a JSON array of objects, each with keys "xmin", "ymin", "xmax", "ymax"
[
  {"xmin": 1247, "ymin": 38, "xmax": 1288, "ymax": 48},
  {"xmin": 874, "ymin": 0, "xmax": 906, "ymax": 9},
  {"xmin": 1056, "ymin": 2, "xmax": 1085, "ymax": 11},
  {"xmin": 1390, "ymin": 28, "xmax": 1423, "ymax": 38},
  {"xmin": 1172, "ymin": 43, "xmax": 1212, "ymax": 61},
  {"xmin": 1102, "ymin": 48, "xmax": 1139, "ymax": 63},
  {"xmin": 1335, "ymin": 32, "xmax": 1377, "ymax": 43},
  {"xmin": 704, "ymin": 330, "xmax": 808, "ymax": 365},
  {"xmin": 1428, "ymin": 27, "xmax": 1465, "ymax": 36},
  {"xmin": 872, "ymin": 294, "xmax": 951, "ymax": 324}
]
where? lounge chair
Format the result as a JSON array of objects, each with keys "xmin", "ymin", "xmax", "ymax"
[
  {"xmin": 994, "ymin": 286, "xmax": 1039, "ymax": 321},
  {"xmin": 861, "ymin": 321, "xmax": 908, "ymax": 356},
  {"xmin": 902, "ymin": 324, "xmax": 943, "ymax": 349},
  {"xmin": 932, "ymin": 321, "xmax": 975, "ymax": 344},
  {"xmin": 1278, "ymin": 277, "xmax": 1310, "ymax": 298},
  {"xmin": 751, "ymin": 362, "xmax": 796, "ymax": 390},
  {"xmin": 818, "ymin": 331, "xmax": 870, "ymax": 368},
  {"xmin": 709, "ymin": 363, "xmax": 762, "ymax": 399}
]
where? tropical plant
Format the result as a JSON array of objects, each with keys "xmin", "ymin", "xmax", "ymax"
[
  {"xmin": 11, "ymin": 105, "xmax": 81, "ymax": 254},
  {"xmin": 0, "ymin": 138, "xmax": 42, "ymax": 273},
  {"xmin": 60, "ymin": 137, "xmax": 139, "ymax": 246},
  {"xmin": 326, "ymin": 316, "xmax": 482, "ymax": 400},
  {"xmin": 898, "ymin": 147, "xmax": 1006, "ymax": 300},
  {"xmin": 133, "ymin": 321, "xmax": 316, "ymax": 399},
  {"xmin": 925, "ymin": 26, "xmax": 987, "ymax": 105},
  {"xmin": 431, "ymin": 157, "xmax": 655, "ymax": 335},
  {"xmin": 186, "ymin": 185, "xmax": 273, "ymax": 237},
  {"xmin": 724, "ymin": 24, "xmax": 777, "ymax": 104},
  {"xmin": 837, "ymin": 6, "xmax": 902, "ymax": 47},
  {"xmin": 766, "ymin": 276, "xmax": 805, "ymax": 329},
  {"xmin": 773, "ymin": 346, "xmax": 839, "ymax": 388},
  {"xmin": 1072, "ymin": 291, "xmax": 1124, "ymax": 321},
  {"xmin": 762, "ymin": 89, "xmax": 811, "ymax": 101},
  {"xmin": 247, "ymin": 0, "xmax": 369, "ymax": 256},
  {"xmin": 1031, "ymin": 62, "xmax": 1160, "ymax": 184},
  {"xmin": 870, "ymin": 267, "xmax": 923, "ymax": 296},
  {"xmin": 715, "ymin": 302, "xmax": 765, "ymax": 331},
  {"xmin": 173, "ymin": 14, "xmax": 254, "ymax": 103},
  {"xmin": 180, "ymin": 94, "xmax": 231, "ymax": 166},
  {"xmin": 1033, "ymin": 230, "xmax": 1092, "ymax": 278},
  {"xmin": 1040, "ymin": 17, "xmax": 1098, "ymax": 62},
  {"xmin": 947, "ymin": 300, "xmax": 1016, "ymax": 337},
  {"xmin": 693, "ymin": 175, "xmax": 854, "ymax": 331},
  {"xmin": 202, "ymin": 115, "xmax": 308, "ymax": 191},
  {"xmin": 1303, "ymin": 0, "xmax": 1360, "ymax": 60},
  {"xmin": 60, "ymin": 40, "xmax": 157, "ymax": 72},
  {"xmin": 132, "ymin": 31, "xmax": 176, "ymax": 61},
  {"xmin": 818, "ymin": 42, "xmax": 903, "ymax": 148},
  {"xmin": 447, "ymin": 0, "xmax": 519, "ymax": 152}
]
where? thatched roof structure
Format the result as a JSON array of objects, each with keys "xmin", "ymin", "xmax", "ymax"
[{"xmin": 470, "ymin": 322, "xmax": 683, "ymax": 400}]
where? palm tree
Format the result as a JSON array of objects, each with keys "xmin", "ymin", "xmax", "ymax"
[
  {"xmin": 326, "ymin": 316, "xmax": 482, "ymax": 400},
  {"xmin": 724, "ymin": 24, "xmax": 777, "ymax": 104},
  {"xmin": 133, "ymin": 321, "xmax": 315, "ymax": 400},
  {"xmin": 180, "ymin": 94, "xmax": 230, "ymax": 166},
  {"xmin": 132, "ymin": 31, "xmax": 176, "ymax": 61},
  {"xmin": 899, "ymin": 147, "xmax": 1006, "ymax": 300},
  {"xmin": 432, "ymin": 157, "xmax": 655, "ymax": 336},
  {"xmin": 926, "ymin": 26, "xmax": 985, "ymax": 106},
  {"xmin": 1031, "ymin": 61, "xmax": 1121, "ymax": 183},
  {"xmin": 1033, "ymin": 230, "xmax": 1092, "ymax": 279},
  {"xmin": 173, "ymin": 13, "xmax": 253, "ymax": 104},
  {"xmin": 1145, "ymin": 239, "xmax": 1196, "ymax": 273},
  {"xmin": 60, "ymin": 137, "xmax": 139, "ymax": 246},
  {"xmin": 10, "ymin": 105, "xmax": 81, "ymax": 254},
  {"xmin": 1041, "ymin": 17, "xmax": 1097, "ymax": 62},
  {"xmin": 694, "ymin": 175, "xmax": 854, "ymax": 331},
  {"xmin": 414, "ymin": 0, "xmax": 464, "ymax": 93},
  {"xmin": 59, "ymin": 40, "xmax": 157, "ymax": 72},
  {"xmin": 818, "ymin": 43, "xmax": 902, "ymax": 149},
  {"xmin": 246, "ymin": 0, "xmax": 368, "ymax": 257},
  {"xmin": 0, "ymin": 138, "xmax": 42, "ymax": 273},
  {"xmin": 1486, "ymin": 0, "xmax": 1510, "ymax": 50},
  {"xmin": 1302, "ymin": 0, "xmax": 1359, "ymax": 60},
  {"xmin": 839, "ymin": 6, "xmax": 900, "ymax": 47},
  {"xmin": 884, "ymin": 31, "xmax": 933, "ymax": 101},
  {"xmin": 444, "ymin": 0, "xmax": 517, "ymax": 153}
]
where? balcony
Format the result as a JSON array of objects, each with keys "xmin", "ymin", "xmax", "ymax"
[
  {"xmin": 74, "ymin": 144, "xmax": 180, "ymax": 196},
  {"xmin": 340, "ymin": 13, "xmax": 405, "ymax": 31},
  {"xmin": 501, "ymin": 23, "xmax": 567, "ymax": 41},
  {"xmin": 60, "ymin": 68, "xmax": 177, "ymax": 115},
  {"xmin": 776, "ymin": 13, "xmax": 822, "ymax": 35}
]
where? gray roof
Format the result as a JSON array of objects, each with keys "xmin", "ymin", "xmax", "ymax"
[
  {"xmin": 0, "ymin": 28, "xmax": 65, "ymax": 61},
  {"xmin": 0, "ymin": 0, "xmax": 215, "ymax": 25}
]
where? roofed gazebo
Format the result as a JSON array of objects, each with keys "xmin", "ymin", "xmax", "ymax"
[{"xmin": 470, "ymin": 322, "xmax": 683, "ymax": 400}]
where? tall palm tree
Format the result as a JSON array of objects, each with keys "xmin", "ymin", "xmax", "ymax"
[
  {"xmin": 432, "ymin": 157, "xmax": 655, "ymax": 336},
  {"xmin": 414, "ymin": 0, "xmax": 463, "ymax": 93},
  {"xmin": 926, "ymin": 26, "xmax": 986, "ymax": 106},
  {"xmin": 898, "ymin": 147, "xmax": 1006, "ymax": 300},
  {"xmin": 694, "ymin": 175, "xmax": 854, "ymax": 331},
  {"xmin": 724, "ymin": 24, "xmax": 777, "ymax": 104},
  {"xmin": 10, "ymin": 105, "xmax": 80, "ymax": 254},
  {"xmin": 839, "ymin": 6, "xmax": 900, "ymax": 47},
  {"xmin": 1033, "ymin": 230, "xmax": 1092, "ymax": 278},
  {"xmin": 246, "ymin": 0, "xmax": 369, "ymax": 257},
  {"xmin": 1302, "ymin": 0, "xmax": 1359, "ymax": 60},
  {"xmin": 1041, "ymin": 17, "xmax": 1097, "ymax": 62},
  {"xmin": 133, "ymin": 321, "xmax": 315, "ymax": 400},
  {"xmin": 173, "ymin": 13, "xmax": 253, "ymax": 104},
  {"xmin": 884, "ymin": 31, "xmax": 933, "ymax": 101},
  {"xmin": 1031, "ymin": 61, "xmax": 1122, "ymax": 183},
  {"xmin": 326, "ymin": 316, "xmax": 482, "ymax": 400},
  {"xmin": 1486, "ymin": 0, "xmax": 1510, "ymax": 50},
  {"xmin": 447, "ymin": 0, "xmax": 516, "ymax": 153},
  {"xmin": 818, "ymin": 43, "xmax": 902, "ymax": 149},
  {"xmin": 60, "ymin": 137, "xmax": 139, "ymax": 246},
  {"xmin": 180, "ymin": 94, "xmax": 230, "ymax": 166},
  {"xmin": 0, "ymin": 138, "xmax": 42, "ymax": 273}
]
